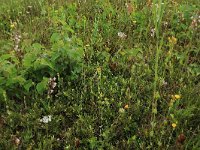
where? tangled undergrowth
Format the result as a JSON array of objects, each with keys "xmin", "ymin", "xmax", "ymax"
[{"xmin": 0, "ymin": 0, "xmax": 199, "ymax": 149}]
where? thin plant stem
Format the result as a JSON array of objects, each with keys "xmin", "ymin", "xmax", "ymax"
[{"xmin": 151, "ymin": 0, "xmax": 165, "ymax": 136}]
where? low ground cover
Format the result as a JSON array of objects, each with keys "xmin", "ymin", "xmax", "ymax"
[{"xmin": 0, "ymin": 0, "xmax": 199, "ymax": 149}]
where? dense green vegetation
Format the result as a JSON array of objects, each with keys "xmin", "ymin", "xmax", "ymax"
[{"xmin": 0, "ymin": 0, "xmax": 199, "ymax": 149}]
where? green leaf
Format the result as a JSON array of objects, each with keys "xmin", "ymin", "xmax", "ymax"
[
  {"xmin": 34, "ymin": 58, "xmax": 54, "ymax": 70},
  {"xmin": 126, "ymin": 48, "xmax": 142, "ymax": 57},
  {"xmin": 0, "ymin": 54, "xmax": 12, "ymax": 60},
  {"xmin": 23, "ymin": 53, "xmax": 36, "ymax": 68},
  {"xmin": 50, "ymin": 33, "xmax": 61, "ymax": 43},
  {"xmin": 0, "ymin": 88, "xmax": 6, "ymax": 99},
  {"xmin": 36, "ymin": 77, "xmax": 49, "ymax": 94},
  {"xmin": 63, "ymin": 24, "xmax": 74, "ymax": 33},
  {"xmin": 24, "ymin": 79, "xmax": 33, "ymax": 92},
  {"xmin": 88, "ymin": 137, "xmax": 98, "ymax": 149},
  {"xmin": 32, "ymin": 43, "xmax": 44, "ymax": 51},
  {"xmin": 0, "ymin": 76, "xmax": 5, "ymax": 86},
  {"xmin": 6, "ymin": 76, "xmax": 26, "ymax": 86}
]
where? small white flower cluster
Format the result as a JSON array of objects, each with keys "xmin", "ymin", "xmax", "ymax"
[
  {"xmin": 161, "ymin": 78, "xmax": 168, "ymax": 86},
  {"xmin": 66, "ymin": 37, "xmax": 72, "ymax": 42},
  {"xmin": 27, "ymin": 5, "xmax": 32, "ymax": 9},
  {"xmin": 12, "ymin": 135, "xmax": 21, "ymax": 146},
  {"xmin": 26, "ymin": 5, "xmax": 32, "ymax": 14},
  {"xmin": 118, "ymin": 32, "xmax": 127, "ymax": 39},
  {"xmin": 150, "ymin": 28, "xmax": 156, "ymax": 37},
  {"xmin": 163, "ymin": 21, "xmax": 168, "ymax": 27},
  {"xmin": 40, "ymin": 115, "xmax": 52, "ymax": 123},
  {"xmin": 190, "ymin": 15, "xmax": 200, "ymax": 29},
  {"xmin": 13, "ymin": 33, "xmax": 21, "ymax": 52},
  {"xmin": 48, "ymin": 77, "xmax": 57, "ymax": 95}
]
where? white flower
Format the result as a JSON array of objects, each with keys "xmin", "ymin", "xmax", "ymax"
[
  {"xmin": 27, "ymin": 6, "xmax": 32, "ymax": 9},
  {"xmin": 40, "ymin": 115, "xmax": 52, "ymax": 123},
  {"xmin": 49, "ymin": 90, "xmax": 54, "ymax": 94},
  {"xmin": 119, "ymin": 108, "xmax": 125, "ymax": 113},
  {"xmin": 162, "ymin": 80, "xmax": 168, "ymax": 86},
  {"xmin": 52, "ymin": 82, "xmax": 57, "ymax": 89},
  {"xmin": 66, "ymin": 37, "xmax": 72, "ymax": 42},
  {"xmin": 163, "ymin": 21, "xmax": 168, "ymax": 27},
  {"xmin": 48, "ymin": 77, "xmax": 57, "ymax": 95},
  {"xmin": 118, "ymin": 32, "xmax": 127, "ymax": 38},
  {"xmin": 14, "ymin": 137, "xmax": 20, "ymax": 146},
  {"xmin": 150, "ymin": 28, "xmax": 156, "ymax": 37}
]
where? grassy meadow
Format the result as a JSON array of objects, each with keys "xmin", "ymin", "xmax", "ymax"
[{"xmin": 0, "ymin": 0, "xmax": 200, "ymax": 149}]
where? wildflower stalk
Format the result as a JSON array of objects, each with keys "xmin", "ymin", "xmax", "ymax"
[
  {"xmin": 97, "ymin": 66, "xmax": 103, "ymax": 140},
  {"xmin": 151, "ymin": 0, "xmax": 165, "ymax": 136}
]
